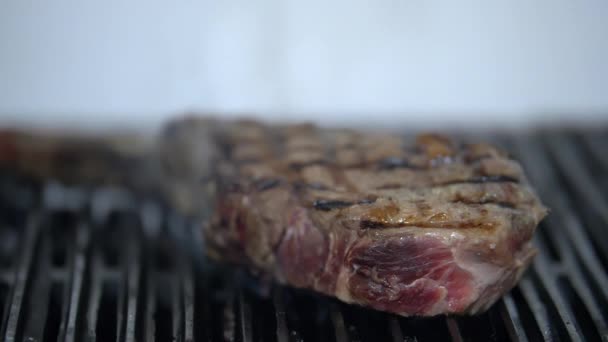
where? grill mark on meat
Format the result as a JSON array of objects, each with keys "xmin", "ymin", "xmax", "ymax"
[
  {"xmin": 429, "ymin": 155, "xmax": 456, "ymax": 167},
  {"xmin": 358, "ymin": 197, "xmax": 377, "ymax": 205},
  {"xmin": 307, "ymin": 182, "xmax": 330, "ymax": 190},
  {"xmin": 313, "ymin": 199, "xmax": 354, "ymax": 210},
  {"xmin": 374, "ymin": 175, "xmax": 519, "ymax": 190},
  {"xmin": 345, "ymin": 150, "xmax": 511, "ymax": 172},
  {"xmin": 357, "ymin": 201, "xmax": 503, "ymax": 230},
  {"xmin": 313, "ymin": 197, "xmax": 377, "ymax": 211},
  {"xmin": 465, "ymin": 154, "xmax": 505, "ymax": 164},
  {"xmin": 366, "ymin": 185, "xmax": 535, "ymax": 217},
  {"xmin": 377, "ymin": 156, "xmax": 422, "ymax": 170},
  {"xmin": 376, "ymin": 183, "xmax": 409, "ymax": 190},
  {"xmin": 360, "ymin": 218, "xmax": 497, "ymax": 230},
  {"xmin": 450, "ymin": 198, "xmax": 517, "ymax": 209},
  {"xmin": 440, "ymin": 175, "xmax": 519, "ymax": 185},
  {"xmin": 254, "ymin": 178, "xmax": 281, "ymax": 191},
  {"xmin": 449, "ymin": 187, "xmax": 532, "ymax": 209}
]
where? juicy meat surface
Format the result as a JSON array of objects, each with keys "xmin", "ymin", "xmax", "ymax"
[{"xmin": 162, "ymin": 117, "xmax": 547, "ymax": 317}]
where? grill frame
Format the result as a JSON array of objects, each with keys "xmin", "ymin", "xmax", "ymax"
[{"xmin": 0, "ymin": 129, "xmax": 607, "ymax": 342}]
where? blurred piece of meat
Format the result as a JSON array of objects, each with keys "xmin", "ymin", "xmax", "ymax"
[{"xmin": 0, "ymin": 128, "xmax": 148, "ymax": 182}]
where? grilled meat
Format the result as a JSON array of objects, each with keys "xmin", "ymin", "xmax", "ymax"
[
  {"xmin": 0, "ymin": 128, "xmax": 157, "ymax": 186},
  {"xmin": 161, "ymin": 117, "xmax": 547, "ymax": 317}
]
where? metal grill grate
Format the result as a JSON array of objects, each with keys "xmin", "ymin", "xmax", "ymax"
[{"xmin": 0, "ymin": 129, "xmax": 607, "ymax": 342}]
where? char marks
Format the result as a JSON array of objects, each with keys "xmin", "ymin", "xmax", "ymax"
[
  {"xmin": 359, "ymin": 218, "xmax": 497, "ymax": 230},
  {"xmin": 369, "ymin": 173, "xmax": 520, "ymax": 191},
  {"xmin": 359, "ymin": 207, "xmax": 500, "ymax": 230},
  {"xmin": 254, "ymin": 178, "xmax": 281, "ymax": 191},
  {"xmin": 223, "ymin": 121, "xmax": 528, "ymax": 234},
  {"xmin": 313, "ymin": 199, "xmax": 355, "ymax": 211},
  {"xmin": 376, "ymin": 156, "xmax": 421, "ymax": 170},
  {"xmin": 313, "ymin": 197, "xmax": 377, "ymax": 211},
  {"xmin": 439, "ymin": 175, "xmax": 519, "ymax": 185},
  {"xmin": 450, "ymin": 199, "xmax": 516, "ymax": 209}
]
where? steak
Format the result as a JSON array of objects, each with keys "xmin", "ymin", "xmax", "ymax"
[
  {"xmin": 0, "ymin": 117, "xmax": 547, "ymax": 316},
  {"xmin": 160, "ymin": 117, "xmax": 547, "ymax": 317}
]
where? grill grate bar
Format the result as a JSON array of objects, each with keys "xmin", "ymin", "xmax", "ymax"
[
  {"xmin": 3, "ymin": 214, "xmax": 40, "ymax": 342},
  {"xmin": 182, "ymin": 255, "xmax": 195, "ymax": 342},
  {"xmin": 342, "ymin": 308, "xmax": 365, "ymax": 342},
  {"xmin": 222, "ymin": 291, "xmax": 237, "ymax": 342},
  {"xmin": 173, "ymin": 215, "xmax": 195, "ymax": 342},
  {"xmin": 518, "ymin": 275, "xmax": 554, "ymax": 341},
  {"xmin": 273, "ymin": 289, "xmax": 290, "ymax": 342},
  {"xmin": 330, "ymin": 304, "xmax": 349, "ymax": 342},
  {"xmin": 123, "ymin": 228, "xmax": 142, "ymax": 342},
  {"xmin": 63, "ymin": 222, "xmax": 89, "ymax": 342},
  {"xmin": 171, "ymin": 273, "xmax": 183, "ymax": 341},
  {"xmin": 531, "ymin": 253, "xmax": 584, "ymax": 341},
  {"xmin": 0, "ymin": 285, "xmax": 8, "ymax": 339},
  {"xmin": 115, "ymin": 252, "xmax": 126, "ymax": 341},
  {"xmin": 499, "ymin": 295, "xmax": 529, "ymax": 342},
  {"xmin": 148, "ymin": 259, "xmax": 183, "ymax": 341},
  {"xmin": 388, "ymin": 318, "xmax": 404, "ymax": 342},
  {"xmin": 85, "ymin": 244, "xmax": 104, "ymax": 341},
  {"xmin": 446, "ymin": 317, "xmax": 463, "ymax": 342},
  {"xmin": 144, "ymin": 257, "xmax": 156, "ymax": 342},
  {"xmin": 21, "ymin": 229, "xmax": 53, "ymax": 342},
  {"xmin": 198, "ymin": 283, "xmax": 213, "ymax": 342},
  {"xmin": 340, "ymin": 306, "xmax": 365, "ymax": 342},
  {"xmin": 237, "ymin": 289, "xmax": 253, "ymax": 342},
  {"xmin": 282, "ymin": 289, "xmax": 307, "ymax": 342}
]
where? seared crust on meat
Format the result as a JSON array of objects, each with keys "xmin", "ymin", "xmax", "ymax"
[{"xmin": 162, "ymin": 117, "xmax": 547, "ymax": 317}]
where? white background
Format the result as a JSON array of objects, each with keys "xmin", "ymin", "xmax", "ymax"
[{"xmin": 1, "ymin": 1, "xmax": 607, "ymax": 131}]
